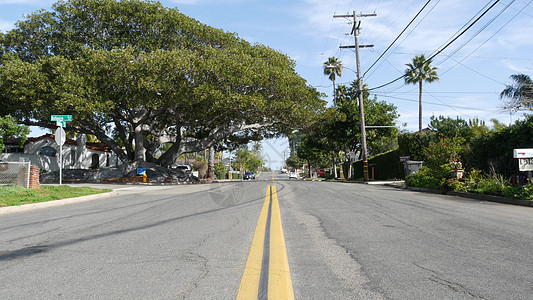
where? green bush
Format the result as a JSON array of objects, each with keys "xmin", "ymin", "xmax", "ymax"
[
  {"xmin": 503, "ymin": 185, "xmax": 533, "ymax": 200},
  {"xmin": 406, "ymin": 166, "xmax": 442, "ymax": 189},
  {"xmin": 450, "ymin": 169, "xmax": 508, "ymax": 195},
  {"xmin": 445, "ymin": 168, "xmax": 533, "ymax": 200}
]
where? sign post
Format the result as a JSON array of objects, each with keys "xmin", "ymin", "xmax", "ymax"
[{"xmin": 52, "ymin": 115, "xmax": 72, "ymax": 185}]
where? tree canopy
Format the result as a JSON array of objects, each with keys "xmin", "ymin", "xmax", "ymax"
[
  {"xmin": 0, "ymin": 115, "xmax": 29, "ymax": 152},
  {"xmin": 292, "ymin": 79, "xmax": 399, "ymax": 177},
  {"xmin": 0, "ymin": 0, "xmax": 325, "ymax": 167}
]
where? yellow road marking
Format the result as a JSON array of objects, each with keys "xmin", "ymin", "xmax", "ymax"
[
  {"xmin": 237, "ymin": 186, "xmax": 294, "ymax": 299},
  {"xmin": 236, "ymin": 187, "xmax": 271, "ymax": 299},
  {"xmin": 268, "ymin": 186, "xmax": 294, "ymax": 299}
]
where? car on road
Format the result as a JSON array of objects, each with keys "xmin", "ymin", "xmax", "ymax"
[
  {"xmin": 243, "ymin": 171, "xmax": 255, "ymax": 180},
  {"xmin": 288, "ymin": 171, "xmax": 298, "ymax": 179},
  {"xmin": 318, "ymin": 169, "xmax": 330, "ymax": 177}
]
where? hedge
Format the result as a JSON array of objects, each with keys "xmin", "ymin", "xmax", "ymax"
[{"xmin": 343, "ymin": 149, "xmax": 404, "ymax": 180}]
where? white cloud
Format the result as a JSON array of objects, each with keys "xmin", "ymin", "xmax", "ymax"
[{"xmin": 0, "ymin": 19, "xmax": 14, "ymax": 32}]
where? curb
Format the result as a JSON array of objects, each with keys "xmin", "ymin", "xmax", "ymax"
[
  {"xmin": 386, "ymin": 183, "xmax": 533, "ymax": 208},
  {"xmin": 0, "ymin": 191, "xmax": 118, "ymax": 215}
]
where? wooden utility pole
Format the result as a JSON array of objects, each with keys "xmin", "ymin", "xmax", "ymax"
[{"xmin": 334, "ymin": 11, "xmax": 375, "ymax": 181}]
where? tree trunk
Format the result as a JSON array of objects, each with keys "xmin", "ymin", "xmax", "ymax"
[
  {"xmin": 419, "ymin": 80, "xmax": 423, "ymax": 133},
  {"xmin": 347, "ymin": 154, "xmax": 353, "ymax": 180},
  {"xmin": 332, "ymin": 78, "xmax": 336, "ymax": 105},
  {"xmin": 134, "ymin": 124, "xmax": 145, "ymax": 162},
  {"xmin": 207, "ymin": 146, "xmax": 215, "ymax": 179},
  {"xmin": 332, "ymin": 151, "xmax": 337, "ymax": 179}
]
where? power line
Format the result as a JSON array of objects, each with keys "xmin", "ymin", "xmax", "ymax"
[
  {"xmin": 392, "ymin": 52, "xmax": 533, "ymax": 61},
  {"xmin": 440, "ymin": 54, "xmax": 507, "ymax": 85},
  {"xmin": 425, "ymin": 1, "xmax": 501, "ymax": 64},
  {"xmin": 438, "ymin": 0, "xmax": 532, "ymax": 79},
  {"xmin": 427, "ymin": 2, "xmax": 495, "ymax": 60},
  {"xmin": 374, "ymin": 94, "xmax": 500, "ymax": 111},
  {"xmin": 362, "ymin": 0, "xmax": 432, "ymax": 78},
  {"xmin": 384, "ymin": 91, "xmax": 499, "ymax": 94},
  {"xmin": 363, "ymin": 0, "xmax": 441, "ymax": 80},
  {"xmin": 435, "ymin": 0, "xmax": 515, "ymax": 67},
  {"xmin": 368, "ymin": 0, "xmax": 502, "ymax": 91}
]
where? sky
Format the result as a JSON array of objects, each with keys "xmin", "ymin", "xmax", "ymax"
[{"xmin": 1, "ymin": 0, "xmax": 533, "ymax": 169}]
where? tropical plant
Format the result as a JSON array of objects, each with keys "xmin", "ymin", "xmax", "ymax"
[
  {"xmin": 500, "ymin": 74, "xmax": 533, "ymax": 111},
  {"xmin": 404, "ymin": 54, "xmax": 439, "ymax": 133},
  {"xmin": 323, "ymin": 57, "xmax": 343, "ymax": 105}
]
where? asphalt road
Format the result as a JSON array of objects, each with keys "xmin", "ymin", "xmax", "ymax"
[{"xmin": 1, "ymin": 174, "xmax": 532, "ymax": 299}]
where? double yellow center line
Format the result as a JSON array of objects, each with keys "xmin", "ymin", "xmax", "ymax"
[{"xmin": 237, "ymin": 185, "xmax": 294, "ymax": 300}]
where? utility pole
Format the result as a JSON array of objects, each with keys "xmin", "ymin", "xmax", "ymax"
[{"xmin": 334, "ymin": 11, "xmax": 375, "ymax": 181}]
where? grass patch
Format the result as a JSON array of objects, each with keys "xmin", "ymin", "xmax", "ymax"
[{"xmin": 0, "ymin": 185, "xmax": 111, "ymax": 207}]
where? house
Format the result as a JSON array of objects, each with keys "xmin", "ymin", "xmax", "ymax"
[{"xmin": 0, "ymin": 134, "xmax": 120, "ymax": 172}]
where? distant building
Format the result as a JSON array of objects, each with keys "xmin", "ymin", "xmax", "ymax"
[{"xmin": 0, "ymin": 134, "xmax": 120, "ymax": 171}]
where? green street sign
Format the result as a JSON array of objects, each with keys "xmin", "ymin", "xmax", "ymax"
[
  {"xmin": 51, "ymin": 115, "xmax": 72, "ymax": 122},
  {"xmin": 56, "ymin": 121, "xmax": 66, "ymax": 127}
]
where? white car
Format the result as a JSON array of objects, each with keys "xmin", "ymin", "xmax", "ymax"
[{"xmin": 288, "ymin": 172, "xmax": 298, "ymax": 179}]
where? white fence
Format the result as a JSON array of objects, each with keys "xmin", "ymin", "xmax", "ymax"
[{"xmin": 0, "ymin": 161, "xmax": 31, "ymax": 188}]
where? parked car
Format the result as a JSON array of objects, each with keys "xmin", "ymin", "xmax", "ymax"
[
  {"xmin": 289, "ymin": 171, "xmax": 298, "ymax": 179},
  {"xmin": 175, "ymin": 165, "xmax": 192, "ymax": 172},
  {"xmin": 243, "ymin": 171, "xmax": 255, "ymax": 180},
  {"xmin": 318, "ymin": 169, "xmax": 330, "ymax": 177}
]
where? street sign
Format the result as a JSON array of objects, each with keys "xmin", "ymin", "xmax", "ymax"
[
  {"xmin": 56, "ymin": 121, "xmax": 66, "ymax": 127},
  {"xmin": 51, "ymin": 115, "xmax": 72, "ymax": 122},
  {"xmin": 513, "ymin": 148, "xmax": 533, "ymax": 158},
  {"xmin": 55, "ymin": 126, "xmax": 66, "ymax": 146},
  {"xmin": 519, "ymin": 158, "xmax": 533, "ymax": 171}
]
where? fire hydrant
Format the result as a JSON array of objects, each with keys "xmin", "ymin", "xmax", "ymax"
[{"xmin": 142, "ymin": 173, "xmax": 147, "ymax": 183}]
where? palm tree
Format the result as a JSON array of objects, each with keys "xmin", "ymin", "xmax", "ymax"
[
  {"xmin": 404, "ymin": 54, "xmax": 439, "ymax": 133},
  {"xmin": 500, "ymin": 74, "xmax": 533, "ymax": 111},
  {"xmin": 323, "ymin": 57, "xmax": 343, "ymax": 105}
]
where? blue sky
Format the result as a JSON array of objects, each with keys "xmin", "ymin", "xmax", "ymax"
[{"xmin": 1, "ymin": 0, "xmax": 532, "ymax": 168}]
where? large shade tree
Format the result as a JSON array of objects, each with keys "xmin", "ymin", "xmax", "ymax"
[
  {"xmin": 404, "ymin": 54, "xmax": 439, "ymax": 133},
  {"xmin": 0, "ymin": 0, "xmax": 325, "ymax": 169}
]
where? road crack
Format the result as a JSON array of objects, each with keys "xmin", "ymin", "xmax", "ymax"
[{"xmin": 414, "ymin": 263, "xmax": 487, "ymax": 299}]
